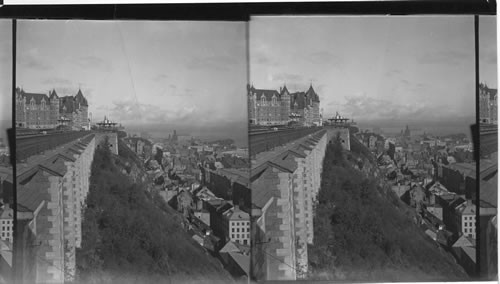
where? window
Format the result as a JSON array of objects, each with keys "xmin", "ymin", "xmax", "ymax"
[
  {"xmin": 237, "ymin": 228, "xmax": 239, "ymax": 232},
  {"xmin": 237, "ymin": 234, "xmax": 239, "ymax": 238},
  {"xmin": 232, "ymin": 228, "xmax": 234, "ymax": 232},
  {"xmin": 261, "ymin": 97, "xmax": 266, "ymax": 106},
  {"xmin": 232, "ymin": 234, "xmax": 234, "ymax": 239}
]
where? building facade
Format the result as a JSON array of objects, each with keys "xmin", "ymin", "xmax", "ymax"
[
  {"xmin": 16, "ymin": 87, "xmax": 89, "ymax": 130},
  {"xmin": 248, "ymin": 84, "xmax": 321, "ymax": 126},
  {"xmin": 479, "ymin": 83, "xmax": 498, "ymax": 124},
  {"xmin": 0, "ymin": 204, "xmax": 13, "ymax": 243},
  {"xmin": 226, "ymin": 206, "xmax": 250, "ymax": 245}
]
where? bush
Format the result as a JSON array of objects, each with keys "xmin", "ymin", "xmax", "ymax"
[
  {"xmin": 76, "ymin": 141, "xmax": 233, "ymax": 283},
  {"xmin": 308, "ymin": 139, "xmax": 468, "ymax": 281}
]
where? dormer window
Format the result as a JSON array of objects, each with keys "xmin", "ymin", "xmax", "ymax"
[
  {"xmin": 272, "ymin": 96, "xmax": 277, "ymax": 106},
  {"xmin": 261, "ymin": 96, "xmax": 266, "ymax": 106},
  {"xmin": 41, "ymin": 100, "xmax": 46, "ymax": 109},
  {"xmin": 30, "ymin": 99, "xmax": 35, "ymax": 109}
]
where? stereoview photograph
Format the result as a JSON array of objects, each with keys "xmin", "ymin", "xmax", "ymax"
[
  {"xmin": 249, "ymin": 15, "xmax": 485, "ymax": 282},
  {"xmin": 14, "ymin": 20, "xmax": 249, "ymax": 284}
]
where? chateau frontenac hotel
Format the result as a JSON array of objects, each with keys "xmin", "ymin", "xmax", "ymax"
[
  {"xmin": 247, "ymin": 84, "xmax": 321, "ymax": 126},
  {"xmin": 15, "ymin": 87, "xmax": 90, "ymax": 130}
]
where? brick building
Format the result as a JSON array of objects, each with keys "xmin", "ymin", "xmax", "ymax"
[
  {"xmin": 16, "ymin": 87, "xmax": 89, "ymax": 130},
  {"xmin": 479, "ymin": 83, "xmax": 497, "ymax": 124},
  {"xmin": 248, "ymin": 84, "xmax": 321, "ymax": 126}
]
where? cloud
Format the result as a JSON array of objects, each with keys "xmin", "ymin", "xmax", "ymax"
[
  {"xmin": 271, "ymin": 73, "xmax": 304, "ymax": 83},
  {"xmin": 385, "ymin": 69, "xmax": 402, "ymax": 77},
  {"xmin": 252, "ymin": 53, "xmax": 280, "ymax": 67},
  {"xmin": 186, "ymin": 55, "xmax": 240, "ymax": 71},
  {"xmin": 340, "ymin": 95, "xmax": 453, "ymax": 121},
  {"xmin": 42, "ymin": 77, "xmax": 73, "ymax": 86},
  {"xmin": 19, "ymin": 55, "xmax": 50, "ymax": 70},
  {"xmin": 72, "ymin": 55, "xmax": 112, "ymax": 72},
  {"xmin": 417, "ymin": 50, "xmax": 470, "ymax": 65},
  {"xmin": 305, "ymin": 51, "xmax": 342, "ymax": 66},
  {"xmin": 105, "ymin": 99, "xmax": 199, "ymax": 125},
  {"xmin": 153, "ymin": 73, "xmax": 169, "ymax": 82}
]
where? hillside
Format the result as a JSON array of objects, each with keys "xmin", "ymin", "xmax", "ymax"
[
  {"xmin": 307, "ymin": 136, "xmax": 468, "ymax": 281},
  {"xmin": 75, "ymin": 138, "xmax": 235, "ymax": 284}
]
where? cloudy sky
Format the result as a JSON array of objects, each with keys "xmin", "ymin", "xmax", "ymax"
[
  {"xmin": 0, "ymin": 20, "xmax": 12, "ymax": 143},
  {"xmin": 17, "ymin": 21, "xmax": 248, "ymax": 146},
  {"xmin": 479, "ymin": 16, "xmax": 497, "ymax": 89},
  {"xmin": 250, "ymin": 16, "xmax": 488, "ymax": 134}
]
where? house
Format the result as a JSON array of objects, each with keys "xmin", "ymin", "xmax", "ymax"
[
  {"xmin": 0, "ymin": 204, "xmax": 13, "ymax": 244},
  {"xmin": 455, "ymin": 200, "xmax": 476, "ymax": 239},
  {"xmin": 193, "ymin": 209, "xmax": 211, "ymax": 227},
  {"xmin": 224, "ymin": 205, "xmax": 251, "ymax": 246},
  {"xmin": 177, "ymin": 190, "xmax": 194, "ymax": 218},
  {"xmin": 219, "ymin": 241, "xmax": 250, "ymax": 278},
  {"xmin": 452, "ymin": 235, "xmax": 476, "ymax": 276},
  {"xmin": 426, "ymin": 203, "xmax": 443, "ymax": 221}
]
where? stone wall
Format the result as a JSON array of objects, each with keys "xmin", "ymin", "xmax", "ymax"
[
  {"xmin": 16, "ymin": 134, "xmax": 96, "ymax": 283},
  {"xmin": 251, "ymin": 130, "xmax": 328, "ymax": 281},
  {"xmin": 95, "ymin": 132, "xmax": 118, "ymax": 155},
  {"xmin": 325, "ymin": 126, "xmax": 350, "ymax": 150}
]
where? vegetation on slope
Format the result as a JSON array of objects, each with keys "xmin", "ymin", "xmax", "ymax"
[
  {"xmin": 76, "ymin": 139, "xmax": 234, "ymax": 284},
  {"xmin": 307, "ymin": 137, "xmax": 468, "ymax": 281}
]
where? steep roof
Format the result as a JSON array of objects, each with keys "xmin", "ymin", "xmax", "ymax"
[
  {"xmin": 249, "ymin": 86, "xmax": 280, "ymax": 101},
  {"xmin": 479, "ymin": 83, "xmax": 498, "ymax": 100},
  {"xmin": 75, "ymin": 89, "xmax": 88, "ymax": 107},
  {"xmin": 49, "ymin": 89, "xmax": 59, "ymax": 99},
  {"xmin": 19, "ymin": 90, "xmax": 50, "ymax": 105},
  {"xmin": 280, "ymin": 85, "xmax": 289, "ymax": 96},
  {"xmin": 290, "ymin": 92, "xmax": 306, "ymax": 109},
  {"xmin": 60, "ymin": 96, "xmax": 75, "ymax": 114},
  {"xmin": 305, "ymin": 84, "xmax": 320, "ymax": 102},
  {"xmin": 225, "ymin": 206, "xmax": 249, "ymax": 221}
]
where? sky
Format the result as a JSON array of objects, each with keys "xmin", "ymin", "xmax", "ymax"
[
  {"xmin": 0, "ymin": 20, "xmax": 12, "ymax": 143},
  {"xmin": 479, "ymin": 16, "xmax": 497, "ymax": 89},
  {"xmin": 17, "ymin": 21, "xmax": 248, "ymax": 146},
  {"xmin": 250, "ymin": 16, "xmax": 488, "ymax": 135}
]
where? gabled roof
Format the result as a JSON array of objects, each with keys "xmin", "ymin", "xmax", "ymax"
[
  {"xmin": 49, "ymin": 89, "xmax": 58, "ymax": 99},
  {"xmin": 479, "ymin": 83, "xmax": 498, "ymax": 100},
  {"xmin": 305, "ymin": 84, "xmax": 320, "ymax": 102},
  {"xmin": 225, "ymin": 206, "xmax": 249, "ymax": 221},
  {"xmin": 290, "ymin": 92, "xmax": 306, "ymax": 109},
  {"xmin": 280, "ymin": 85, "xmax": 289, "ymax": 96},
  {"xmin": 17, "ymin": 170, "xmax": 50, "ymax": 212},
  {"xmin": 21, "ymin": 92, "xmax": 49, "ymax": 105},
  {"xmin": 220, "ymin": 241, "xmax": 240, "ymax": 253},
  {"xmin": 75, "ymin": 89, "xmax": 89, "ymax": 106},
  {"xmin": 250, "ymin": 87, "xmax": 280, "ymax": 101},
  {"xmin": 452, "ymin": 234, "xmax": 474, "ymax": 247}
]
